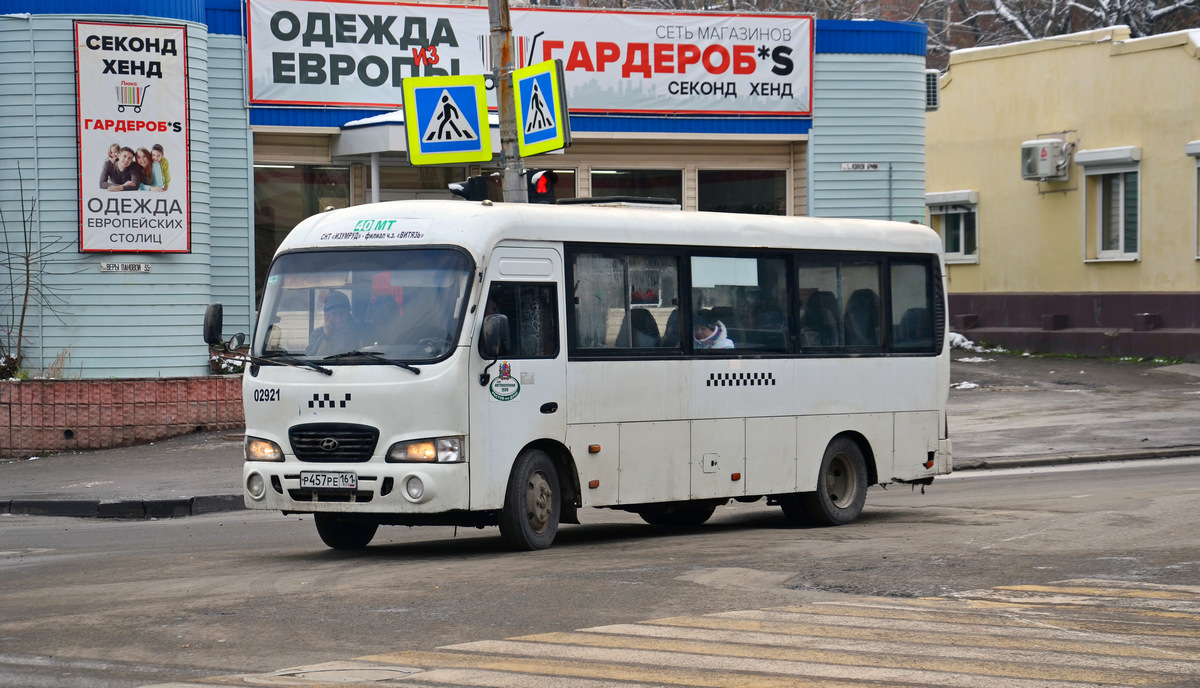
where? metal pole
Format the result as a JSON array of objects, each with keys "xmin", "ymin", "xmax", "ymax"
[
  {"xmin": 488, "ymin": 0, "xmax": 527, "ymax": 202},
  {"xmin": 370, "ymin": 152, "xmax": 380, "ymax": 204},
  {"xmin": 887, "ymin": 162, "xmax": 894, "ymax": 221}
]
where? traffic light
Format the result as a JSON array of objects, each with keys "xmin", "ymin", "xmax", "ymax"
[
  {"xmin": 527, "ymin": 169, "xmax": 558, "ymax": 204},
  {"xmin": 448, "ymin": 175, "xmax": 489, "ymax": 201}
]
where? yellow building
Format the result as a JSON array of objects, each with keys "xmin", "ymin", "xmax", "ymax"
[{"xmin": 927, "ymin": 26, "xmax": 1200, "ymax": 360}]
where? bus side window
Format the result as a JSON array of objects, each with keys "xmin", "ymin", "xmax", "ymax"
[
  {"xmin": 890, "ymin": 261, "xmax": 935, "ymax": 351},
  {"xmin": 483, "ymin": 282, "xmax": 559, "ymax": 359},
  {"xmin": 571, "ymin": 252, "xmax": 680, "ymax": 351}
]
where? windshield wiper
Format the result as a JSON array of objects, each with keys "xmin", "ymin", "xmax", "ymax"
[
  {"xmin": 259, "ymin": 351, "xmax": 334, "ymax": 375},
  {"xmin": 322, "ymin": 350, "xmax": 421, "ymax": 375}
]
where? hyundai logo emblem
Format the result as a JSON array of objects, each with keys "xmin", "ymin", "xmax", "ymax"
[{"xmin": 319, "ymin": 438, "xmax": 340, "ymax": 452}]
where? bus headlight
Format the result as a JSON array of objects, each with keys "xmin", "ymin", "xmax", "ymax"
[
  {"xmin": 245, "ymin": 436, "xmax": 283, "ymax": 461},
  {"xmin": 386, "ymin": 437, "xmax": 464, "ymax": 463}
]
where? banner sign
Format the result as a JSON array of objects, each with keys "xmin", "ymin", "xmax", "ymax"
[
  {"xmin": 76, "ymin": 21, "xmax": 191, "ymax": 253},
  {"xmin": 247, "ymin": 0, "xmax": 812, "ymax": 115}
]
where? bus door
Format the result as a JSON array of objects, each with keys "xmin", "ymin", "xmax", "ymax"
[{"xmin": 470, "ymin": 247, "xmax": 567, "ymax": 509}]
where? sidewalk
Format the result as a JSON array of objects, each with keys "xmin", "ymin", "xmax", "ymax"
[{"xmin": 3, "ymin": 354, "xmax": 1200, "ymax": 518}]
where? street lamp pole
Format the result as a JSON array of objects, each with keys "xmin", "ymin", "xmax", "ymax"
[{"xmin": 488, "ymin": 0, "xmax": 527, "ymax": 202}]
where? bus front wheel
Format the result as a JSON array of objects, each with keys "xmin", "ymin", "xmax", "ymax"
[
  {"xmin": 314, "ymin": 513, "xmax": 378, "ymax": 549},
  {"xmin": 499, "ymin": 449, "xmax": 561, "ymax": 551},
  {"xmin": 799, "ymin": 437, "xmax": 868, "ymax": 526}
]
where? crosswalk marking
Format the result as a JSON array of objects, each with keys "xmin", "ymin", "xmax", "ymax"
[
  {"xmin": 650, "ymin": 612, "xmax": 1200, "ymax": 658},
  {"xmin": 574, "ymin": 623, "xmax": 1200, "ymax": 674},
  {"xmin": 362, "ymin": 650, "xmax": 879, "ymax": 688},
  {"xmin": 497, "ymin": 631, "xmax": 1175, "ymax": 685},
  {"xmin": 767, "ymin": 603, "xmax": 1200, "ymax": 641},
  {"xmin": 148, "ymin": 579, "xmax": 1200, "ymax": 687},
  {"xmin": 996, "ymin": 583, "xmax": 1200, "ymax": 602}
]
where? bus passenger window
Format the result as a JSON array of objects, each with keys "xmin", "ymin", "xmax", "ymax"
[
  {"xmin": 482, "ymin": 282, "xmax": 558, "ymax": 359},
  {"xmin": 891, "ymin": 261, "xmax": 935, "ymax": 351},
  {"xmin": 689, "ymin": 255, "xmax": 787, "ymax": 352},
  {"xmin": 571, "ymin": 252, "xmax": 680, "ymax": 352}
]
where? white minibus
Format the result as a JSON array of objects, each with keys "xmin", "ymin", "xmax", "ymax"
[{"xmin": 204, "ymin": 200, "xmax": 952, "ymax": 550}]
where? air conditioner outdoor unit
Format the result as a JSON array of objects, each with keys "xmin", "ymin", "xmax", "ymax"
[{"xmin": 1021, "ymin": 139, "xmax": 1069, "ymax": 181}]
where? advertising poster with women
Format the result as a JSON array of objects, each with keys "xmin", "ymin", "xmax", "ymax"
[{"xmin": 76, "ymin": 21, "xmax": 190, "ymax": 253}]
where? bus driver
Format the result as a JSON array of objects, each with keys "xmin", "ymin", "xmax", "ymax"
[{"xmin": 307, "ymin": 291, "xmax": 361, "ymax": 356}]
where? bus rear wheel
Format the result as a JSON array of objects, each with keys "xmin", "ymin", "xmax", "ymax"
[
  {"xmin": 499, "ymin": 449, "xmax": 561, "ymax": 551},
  {"xmin": 799, "ymin": 437, "xmax": 868, "ymax": 526},
  {"xmin": 314, "ymin": 513, "xmax": 378, "ymax": 549},
  {"xmin": 637, "ymin": 501, "xmax": 717, "ymax": 527}
]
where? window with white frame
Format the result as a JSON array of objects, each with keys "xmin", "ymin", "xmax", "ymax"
[
  {"xmin": 1076, "ymin": 147, "xmax": 1141, "ymax": 261},
  {"xmin": 925, "ymin": 190, "xmax": 978, "ymax": 263},
  {"xmin": 1188, "ymin": 141, "xmax": 1200, "ymax": 259}
]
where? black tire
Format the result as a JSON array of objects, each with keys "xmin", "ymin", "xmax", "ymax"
[
  {"xmin": 637, "ymin": 501, "xmax": 717, "ymax": 527},
  {"xmin": 800, "ymin": 437, "xmax": 869, "ymax": 526},
  {"xmin": 314, "ymin": 513, "xmax": 378, "ymax": 550},
  {"xmin": 498, "ymin": 449, "xmax": 560, "ymax": 551}
]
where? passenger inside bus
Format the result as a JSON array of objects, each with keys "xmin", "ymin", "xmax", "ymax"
[
  {"xmin": 844, "ymin": 288, "xmax": 882, "ymax": 346},
  {"xmin": 799, "ymin": 290, "xmax": 840, "ymax": 347},
  {"xmin": 306, "ymin": 290, "xmax": 363, "ymax": 356},
  {"xmin": 693, "ymin": 310, "xmax": 735, "ymax": 349},
  {"xmin": 616, "ymin": 307, "xmax": 661, "ymax": 347},
  {"xmin": 364, "ymin": 293, "xmax": 401, "ymax": 345},
  {"xmin": 661, "ymin": 308, "xmax": 681, "ymax": 347}
]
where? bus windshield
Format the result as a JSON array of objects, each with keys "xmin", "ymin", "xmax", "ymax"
[{"xmin": 253, "ymin": 248, "xmax": 474, "ymax": 363}]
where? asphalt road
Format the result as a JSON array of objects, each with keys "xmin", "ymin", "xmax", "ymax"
[{"xmin": 2, "ymin": 456, "xmax": 1198, "ymax": 687}]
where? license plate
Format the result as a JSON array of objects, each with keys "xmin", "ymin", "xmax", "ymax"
[{"xmin": 299, "ymin": 471, "xmax": 357, "ymax": 489}]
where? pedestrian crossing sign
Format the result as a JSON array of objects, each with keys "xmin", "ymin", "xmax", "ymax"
[
  {"xmin": 513, "ymin": 60, "xmax": 570, "ymax": 157},
  {"xmin": 402, "ymin": 75, "xmax": 493, "ymax": 165}
]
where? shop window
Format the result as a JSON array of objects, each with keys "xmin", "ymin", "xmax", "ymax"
[
  {"xmin": 690, "ymin": 255, "xmax": 788, "ymax": 352},
  {"xmin": 590, "ymin": 169, "xmax": 682, "ymax": 205},
  {"xmin": 254, "ymin": 165, "xmax": 350, "ymax": 302},
  {"xmin": 926, "ymin": 191, "xmax": 978, "ymax": 264},
  {"xmin": 1077, "ymin": 147, "xmax": 1141, "ymax": 262},
  {"xmin": 698, "ymin": 170, "xmax": 787, "ymax": 215}
]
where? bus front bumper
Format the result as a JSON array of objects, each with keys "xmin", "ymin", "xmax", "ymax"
[{"xmin": 242, "ymin": 460, "xmax": 471, "ymax": 514}]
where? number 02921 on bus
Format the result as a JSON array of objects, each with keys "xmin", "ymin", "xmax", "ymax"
[{"xmin": 204, "ymin": 199, "xmax": 951, "ymax": 552}]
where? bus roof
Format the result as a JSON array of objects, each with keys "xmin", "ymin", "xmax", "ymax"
[{"xmin": 277, "ymin": 200, "xmax": 943, "ymax": 260}]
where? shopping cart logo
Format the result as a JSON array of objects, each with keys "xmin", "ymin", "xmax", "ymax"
[{"xmin": 115, "ymin": 82, "xmax": 150, "ymax": 113}]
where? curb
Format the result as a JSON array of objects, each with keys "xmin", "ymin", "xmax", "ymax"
[
  {"xmin": 1, "ymin": 494, "xmax": 245, "ymax": 519},
  {"xmin": 953, "ymin": 447, "xmax": 1200, "ymax": 471}
]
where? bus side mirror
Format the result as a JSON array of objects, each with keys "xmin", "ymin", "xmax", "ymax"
[
  {"xmin": 480, "ymin": 313, "xmax": 511, "ymax": 359},
  {"xmin": 203, "ymin": 303, "xmax": 224, "ymax": 345}
]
